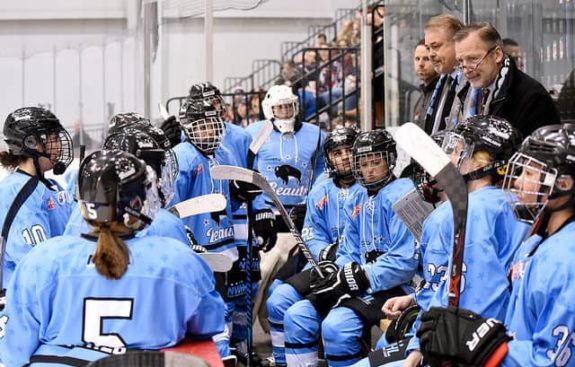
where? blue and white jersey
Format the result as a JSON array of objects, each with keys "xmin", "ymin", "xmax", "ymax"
[
  {"xmin": 0, "ymin": 170, "xmax": 72, "ymax": 285},
  {"xmin": 245, "ymin": 121, "xmax": 326, "ymax": 211},
  {"xmin": 408, "ymin": 186, "xmax": 529, "ymax": 352},
  {"xmin": 503, "ymin": 220, "xmax": 575, "ymax": 366},
  {"xmin": 301, "ymin": 179, "xmax": 363, "ymax": 261},
  {"xmin": 65, "ymin": 207, "xmax": 190, "ymax": 245},
  {"xmin": 337, "ymin": 178, "xmax": 418, "ymax": 294},
  {"xmin": 170, "ymin": 142, "xmax": 238, "ymax": 252},
  {"xmin": 0, "ymin": 234, "xmax": 225, "ymax": 367},
  {"xmin": 223, "ymin": 122, "xmax": 252, "ymax": 169}
]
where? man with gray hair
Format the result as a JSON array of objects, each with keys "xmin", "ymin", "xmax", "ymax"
[{"xmin": 450, "ymin": 22, "xmax": 560, "ymax": 136}]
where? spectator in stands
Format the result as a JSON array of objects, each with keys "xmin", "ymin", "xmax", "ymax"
[
  {"xmin": 502, "ymin": 38, "xmax": 524, "ymax": 70},
  {"xmin": 315, "ymin": 33, "xmax": 328, "ymax": 47},
  {"xmin": 317, "ymin": 44, "xmax": 342, "ymax": 95},
  {"xmin": 450, "ymin": 22, "xmax": 560, "ymax": 136},
  {"xmin": 282, "ymin": 60, "xmax": 301, "ymax": 83},
  {"xmin": 413, "ymin": 39, "xmax": 440, "ymax": 129},
  {"xmin": 249, "ymin": 92, "xmax": 264, "ymax": 122},
  {"xmin": 337, "ymin": 20, "xmax": 355, "ymax": 47},
  {"xmin": 423, "ymin": 14, "xmax": 465, "ymax": 134},
  {"xmin": 234, "ymin": 96, "xmax": 249, "ymax": 127}
]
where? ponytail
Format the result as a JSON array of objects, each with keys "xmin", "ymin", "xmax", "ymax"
[
  {"xmin": 0, "ymin": 151, "xmax": 27, "ymax": 169},
  {"xmin": 92, "ymin": 224, "xmax": 130, "ymax": 280}
]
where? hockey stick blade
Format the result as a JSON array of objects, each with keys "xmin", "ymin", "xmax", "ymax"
[
  {"xmin": 395, "ymin": 123, "xmax": 468, "ymax": 306},
  {"xmin": 197, "ymin": 252, "xmax": 234, "ymax": 273},
  {"xmin": 249, "ymin": 120, "xmax": 273, "ymax": 156},
  {"xmin": 167, "ymin": 194, "xmax": 227, "ymax": 219},
  {"xmin": 158, "ymin": 103, "xmax": 171, "ymax": 120},
  {"xmin": 210, "ymin": 165, "xmax": 323, "ymax": 276}
]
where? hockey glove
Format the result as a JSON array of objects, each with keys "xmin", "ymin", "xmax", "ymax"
[
  {"xmin": 253, "ymin": 209, "xmax": 277, "ymax": 252},
  {"xmin": 318, "ymin": 241, "xmax": 339, "ymax": 262},
  {"xmin": 230, "ymin": 180, "xmax": 262, "ymax": 203},
  {"xmin": 288, "ymin": 203, "xmax": 307, "ymax": 232},
  {"xmin": 416, "ymin": 307, "xmax": 510, "ymax": 367},
  {"xmin": 160, "ymin": 115, "xmax": 182, "ymax": 148},
  {"xmin": 308, "ymin": 261, "xmax": 370, "ymax": 311}
]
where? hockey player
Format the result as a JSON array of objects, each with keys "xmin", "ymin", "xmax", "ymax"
[
  {"xmin": 0, "ymin": 107, "xmax": 73, "ymax": 286},
  {"xmin": 0, "ymin": 150, "xmax": 225, "ymax": 367},
  {"xmin": 283, "ymin": 129, "xmax": 417, "ymax": 367},
  {"xmin": 266, "ymin": 126, "xmax": 363, "ymax": 366},
  {"xmin": 64, "ymin": 123, "xmax": 186, "ymax": 246},
  {"xmin": 416, "ymin": 124, "xmax": 575, "ymax": 367},
  {"xmin": 188, "ymin": 82, "xmax": 258, "ymax": 358},
  {"xmin": 361, "ymin": 116, "xmax": 528, "ymax": 367},
  {"xmin": 245, "ymin": 84, "xmax": 326, "ymax": 253}
]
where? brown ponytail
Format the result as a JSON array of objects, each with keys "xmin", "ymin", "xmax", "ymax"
[
  {"xmin": 92, "ymin": 224, "xmax": 130, "ymax": 280},
  {"xmin": 0, "ymin": 151, "xmax": 27, "ymax": 169}
]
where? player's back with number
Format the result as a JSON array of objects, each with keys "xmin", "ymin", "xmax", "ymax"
[
  {"xmin": 0, "ymin": 233, "xmax": 224, "ymax": 366},
  {"xmin": 0, "ymin": 150, "xmax": 225, "ymax": 367}
]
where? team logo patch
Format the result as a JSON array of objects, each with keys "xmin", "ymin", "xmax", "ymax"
[
  {"xmin": 57, "ymin": 191, "xmax": 68, "ymax": 205},
  {"xmin": 47, "ymin": 197, "xmax": 56, "ymax": 211},
  {"xmin": 195, "ymin": 163, "xmax": 204, "ymax": 177},
  {"xmin": 315, "ymin": 195, "xmax": 329, "ymax": 210},
  {"xmin": 510, "ymin": 259, "xmax": 527, "ymax": 282},
  {"xmin": 351, "ymin": 204, "xmax": 361, "ymax": 219}
]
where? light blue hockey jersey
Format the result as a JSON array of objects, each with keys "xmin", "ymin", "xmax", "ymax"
[
  {"xmin": 65, "ymin": 205, "xmax": 190, "ymax": 245},
  {"xmin": 170, "ymin": 142, "xmax": 238, "ymax": 252},
  {"xmin": 408, "ymin": 186, "xmax": 529, "ymax": 352},
  {"xmin": 337, "ymin": 178, "xmax": 418, "ymax": 294},
  {"xmin": 301, "ymin": 178, "xmax": 363, "ymax": 261},
  {"xmin": 245, "ymin": 120, "xmax": 326, "ymax": 211},
  {"xmin": 503, "ymin": 220, "xmax": 575, "ymax": 366},
  {"xmin": 0, "ymin": 170, "xmax": 72, "ymax": 285},
  {"xmin": 0, "ymin": 234, "xmax": 225, "ymax": 367}
]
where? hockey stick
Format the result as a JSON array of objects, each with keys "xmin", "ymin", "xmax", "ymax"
[
  {"xmin": 394, "ymin": 123, "xmax": 468, "ymax": 307},
  {"xmin": 211, "ymin": 165, "xmax": 323, "ymax": 277},
  {"xmin": 243, "ymin": 120, "xmax": 273, "ymax": 367},
  {"xmin": 196, "ymin": 252, "xmax": 233, "ymax": 273},
  {"xmin": 167, "ymin": 193, "xmax": 227, "ymax": 219}
]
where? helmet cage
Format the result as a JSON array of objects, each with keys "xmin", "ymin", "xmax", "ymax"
[
  {"xmin": 502, "ymin": 152, "xmax": 557, "ymax": 223},
  {"xmin": 353, "ymin": 150, "xmax": 394, "ymax": 191},
  {"xmin": 442, "ymin": 131, "xmax": 475, "ymax": 169},
  {"xmin": 181, "ymin": 113, "xmax": 225, "ymax": 155}
]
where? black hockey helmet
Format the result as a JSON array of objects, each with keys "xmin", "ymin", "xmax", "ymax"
[
  {"xmin": 108, "ymin": 112, "xmax": 150, "ymax": 134},
  {"xmin": 188, "ymin": 82, "xmax": 225, "ymax": 118},
  {"xmin": 103, "ymin": 129, "xmax": 176, "ymax": 207},
  {"xmin": 324, "ymin": 125, "xmax": 358, "ymax": 180},
  {"xmin": 78, "ymin": 150, "xmax": 159, "ymax": 229},
  {"xmin": 443, "ymin": 115, "xmax": 522, "ymax": 181},
  {"xmin": 352, "ymin": 129, "xmax": 396, "ymax": 192},
  {"xmin": 179, "ymin": 98, "xmax": 225, "ymax": 155},
  {"xmin": 3, "ymin": 106, "xmax": 73, "ymax": 175},
  {"xmin": 503, "ymin": 124, "xmax": 575, "ymax": 223}
]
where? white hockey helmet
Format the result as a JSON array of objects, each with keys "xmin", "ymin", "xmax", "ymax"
[{"xmin": 262, "ymin": 85, "xmax": 300, "ymax": 134}]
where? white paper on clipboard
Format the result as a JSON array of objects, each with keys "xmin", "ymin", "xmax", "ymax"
[{"xmin": 392, "ymin": 189, "xmax": 434, "ymax": 242}]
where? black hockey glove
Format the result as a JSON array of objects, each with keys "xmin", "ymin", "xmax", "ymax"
[
  {"xmin": 185, "ymin": 226, "xmax": 207, "ymax": 253},
  {"xmin": 253, "ymin": 209, "xmax": 277, "ymax": 252},
  {"xmin": 160, "ymin": 115, "xmax": 182, "ymax": 148},
  {"xmin": 308, "ymin": 261, "xmax": 370, "ymax": 311},
  {"xmin": 318, "ymin": 241, "xmax": 339, "ymax": 262},
  {"xmin": 288, "ymin": 203, "xmax": 307, "ymax": 232},
  {"xmin": 230, "ymin": 180, "xmax": 262, "ymax": 203},
  {"xmin": 416, "ymin": 307, "xmax": 510, "ymax": 367}
]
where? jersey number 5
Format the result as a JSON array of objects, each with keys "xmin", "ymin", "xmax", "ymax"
[{"xmin": 83, "ymin": 298, "xmax": 133, "ymax": 354}]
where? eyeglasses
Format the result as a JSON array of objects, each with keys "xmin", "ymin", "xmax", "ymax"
[{"xmin": 456, "ymin": 45, "xmax": 498, "ymax": 72}]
